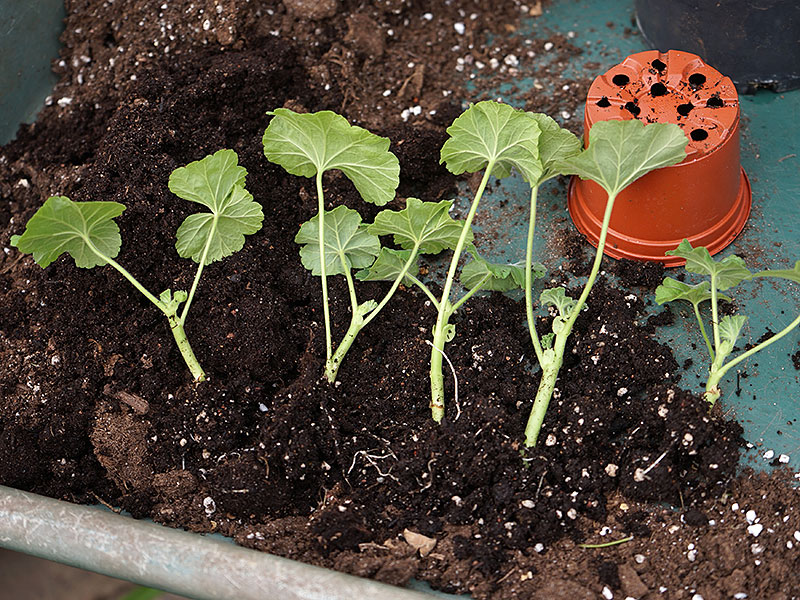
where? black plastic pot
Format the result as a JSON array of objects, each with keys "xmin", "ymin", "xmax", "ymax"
[{"xmin": 635, "ymin": 0, "xmax": 800, "ymax": 93}]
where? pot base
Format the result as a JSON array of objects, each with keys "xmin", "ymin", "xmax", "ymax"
[{"xmin": 567, "ymin": 168, "xmax": 752, "ymax": 266}]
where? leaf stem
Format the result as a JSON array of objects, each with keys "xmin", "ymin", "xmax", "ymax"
[
  {"xmin": 325, "ymin": 248, "xmax": 361, "ymax": 382},
  {"xmin": 710, "ymin": 273, "xmax": 721, "ymax": 354},
  {"xmin": 705, "ymin": 311, "xmax": 800, "ymax": 405},
  {"xmin": 449, "ymin": 272, "xmax": 491, "ymax": 314},
  {"xmin": 362, "ymin": 242, "xmax": 421, "ymax": 328},
  {"xmin": 180, "ymin": 214, "xmax": 216, "ymax": 326},
  {"xmin": 316, "ymin": 171, "xmax": 333, "ymax": 366},
  {"xmin": 430, "ymin": 162, "xmax": 495, "ymax": 422},
  {"xmin": 693, "ymin": 302, "xmax": 715, "ymax": 361},
  {"xmin": 86, "ymin": 240, "xmax": 206, "ymax": 381},
  {"xmin": 405, "ymin": 274, "xmax": 440, "ymax": 310},
  {"xmin": 525, "ymin": 185, "xmax": 545, "ymax": 364}
]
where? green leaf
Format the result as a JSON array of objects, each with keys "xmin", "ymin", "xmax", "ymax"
[
  {"xmin": 296, "ymin": 206, "xmax": 380, "ymax": 276},
  {"xmin": 753, "ymin": 260, "xmax": 800, "ymax": 284},
  {"xmin": 262, "ymin": 109, "xmax": 400, "ymax": 206},
  {"xmin": 355, "ymin": 247, "xmax": 418, "ymax": 284},
  {"xmin": 461, "ymin": 256, "xmax": 533, "ymax": 292},
  {"xmin": 525, "ymin": 112, "xmax": 582, "ymax": 183},
  {"xmin": 666, "ymin": 240, "xmax": 752, "ymax": 290},
  {"xmin": 440, "ymin": 101, "xmax": 543, "ymax": 183},
  {"xmin": 11, "ymin": 196, "xmax": 125, "ymax": 268},
  {"xmin": 556, "ymin": 119, "xmax": 687, "ymax": 197},
  {"xmin": 719, "ymin": 315, "xmax": 748, "ymax": 355},
  {"xmin": 540, "ymin": 287, "xmax": 578, "ymax": 318},
  {"xmin": 369, "ymin": 198, "xmax": 469, "ymax": 255},
  {"xmin": 170, "ymin": 149, "xmax": 264, "ymax": 264},
  {"xmin": 655, "ymin": 278, "xmax": 731, "ymax": 307}
]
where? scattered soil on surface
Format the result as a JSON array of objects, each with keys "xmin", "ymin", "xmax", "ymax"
[{"xmin": 2, "ymin": 2, "xmax": 799, "ymax": 599}]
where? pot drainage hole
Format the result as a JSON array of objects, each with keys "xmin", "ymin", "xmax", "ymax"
[
  {"xmin": 624, "ymin": 101, "xmax": 641, "ymax": 116},
  {"xmin": 651, "ymin": 58, "xmax": 667, "ymax": 72},
  {"xmin": 707, "ymin": 95, "xmax": 725, "ymax": 108},
  {"xmin": 688, "ymin": 72, "xmax": 707, "ymax": 87},
  {"xmin": 690, "ymin": 128, "xmax": 709, "ymax": 141},
  {"xmin": 650, "ymin": 82, "xmax": 668, "ymax": 97},
  {"xmin": 596, "ymin": 96, "xmax": 611, "ymax": 108},
  {"xmin": 612, "ymin": 73, "xmax": 630, "ymax": 86},
  {"xmin": 677, "ymin": 103, "xmax": 694, "ymax": 117}
]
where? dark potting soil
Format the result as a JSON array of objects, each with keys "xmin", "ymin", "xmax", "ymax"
[{"xmin": 1, "ymin": 2, "xmax": 799, "ymax": 599}]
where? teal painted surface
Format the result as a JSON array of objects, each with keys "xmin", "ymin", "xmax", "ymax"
[
  {"xmin": 441, "ymin": 0, "xmax": 800, "ymax": 469},
  {"xmin": 0, "ymin": 0, "xmax": 65, "ymax": 144}
]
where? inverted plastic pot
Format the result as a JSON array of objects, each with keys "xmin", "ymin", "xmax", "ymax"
[
  {"xmin": 567, "ymin": 49, "xmax": 752, "ymax": 266},
  {"xmin": 635, "ymin": 0, "xmax": 800, "ymax": 94},
  {"xmin": 0, "ymin": 485, "xmax": 434, "ymax": 600}
]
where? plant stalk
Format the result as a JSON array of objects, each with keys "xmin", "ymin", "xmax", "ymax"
[
  {"xmin": 524, "ymin": 191, "xmax": 619, "ymax": 447},
  {"xmin": 168, "ymin": 314, "xmax": 206, "ymax": 382},
  {"xmin": 525, "ymin": 186, "xmax": 544, "ymax": 364},
  {"xmin": 316, "ymin": 171, "xmax": 333, "ymax": 367},
  {"xmin": 430, "ymin": 163, "xmax": 494, "ymax": 422},
  {"xmin": 325, "ymin": 251, "xmax": 361, "ymax": 382},
  {"xmin": 180, "ymin": 215, "xmax": 216, "ymax": 326}
]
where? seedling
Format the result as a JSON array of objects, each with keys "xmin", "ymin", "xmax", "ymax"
[
  {"xmin": 263, "ymin": 108, "xmax": 400, "ymax": 381},
  {"xmin": 523, "ymin": 119, "xmax": 688, "ymax": 446},
  {"xmin": 11, "ymin": 149, "xmax": 262, "ymax": 382},
  {"xmin": 656, "ymin": 240, "xmax": 800, "ymax": 405},
  {"xmin": 520, "ymin": 113, "xmax": 581, "ymax": 388},
  {"xmin": 432, "ymin": 100, "xmax": 544, "ymax": 422}
]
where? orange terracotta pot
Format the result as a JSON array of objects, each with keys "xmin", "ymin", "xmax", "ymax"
[{"xmin": 567, "ymin": 49, "xmax": 752, "ymax": 265}]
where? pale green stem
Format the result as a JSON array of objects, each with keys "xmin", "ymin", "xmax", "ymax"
[
  {"xmin": 430, "ymin": 163, "xmax": 495, "ymax": 423},
  {"xmin": 578, "ymin": 536, "xmax": 634, "ymax": 549},
  {"xmin": 316, "ymin": 171, "xmax": 333, "ymax": 366},
  {"xmin": 87, "ymin": 241, "xmax": 206, "ymax": 382},
  {"xmin": 406, "ymin": 275, "xmax": 440, "ymax": 309},
  {"xmin": 524, "ymin": 334, "xmax": 567, "ymax": 446},
  {"xmin": 693, "ymin": 302, "xmax": 715, "ymax": 361},
  {"xmin": 449, "ymin": 273, "xmax": 491, "ymax": 314},
  {"xmin": 167, "ymin": 314, "xmax": 207, "ymax": 381},
  {"xmin": 361, "ymin": 243, "xmax": 421, "ymax": 328},
  {"xmin": 704, "ymin": 311, "xmax": 800, "ymax": 406},
  {"xmin": 525, "ymin": 185, "xmax": 544, "ymax": 365},
  {"xmin": 524, "ymin": 191, "xmax": 619, "ymax": 447},
  {"xmin": 710, "ymin": 273, "xmax": 721, "ymax": 352},
  {"xmin": 325, "ymin": 249, "xmax": 361, "ymax": 383},
  {"xmin": 179, "ymin": 215, "xmax": 216, "ymax": 326}
]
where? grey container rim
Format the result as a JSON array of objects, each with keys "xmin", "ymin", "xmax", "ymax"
[{"xmin": 0, "ymin": 484, "xmax": 434, "ymax": 600}]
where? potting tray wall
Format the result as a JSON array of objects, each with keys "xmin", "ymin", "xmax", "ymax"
[{"xmin": 2, "ymin": 0, "xmax": 799, "ymax": 598}]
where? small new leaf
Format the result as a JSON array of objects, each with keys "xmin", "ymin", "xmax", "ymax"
[
  {"xmin": 296, "ymin": 206, "xmax": 380, "ymax": 276},
  {"xmin": 666, "ymin": 240, "xmax": 752, "ymax": 290},
  {"xmin": 540, "ymin": 287, "xmax": 578, "ymax": 318},
  {"xmin": 556, "ymin": 119, "xmax": 687, "ymax": 197},
  {"xmin": 525, "ymin": 112, "xmax": 582, "ymax": 184},
  {"xmin": 355, "ymin": 248, "xmax": 418, "ymax": 284},
  {"xmin": 159, "ymin": 289, "xmax": 188, "ymax": 315},
  {"xmin": 655, "ymin": 278, "xmax": 731, "ymax": 307},
  {"xmin": 718, "ymin": 315, "xmax": 748, "ymax": 355},
  {"xmin": 753, "ymin": 260, "xmax": 800, "ymax": 284},
  {"xmin": 263, "ymin": 109, "xmax": 400, "ymax": 206},
  {"xmin": 369, "ymin": 198, "xmax": 468, "ymax": 254},
  {"xmin": 440, "ymin": 101, "xmax": 543, "ymax": 183},
  {"xmin": 170, "ymin": 149, "xmax": 264, "ymax": 264},
  {"xmin": 461, "ymin": 257, "xmax": 533, "ymax": 292},
  {"xmin": 11, "ymin": 196, "xmax": 125, "ymax": 268}
]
